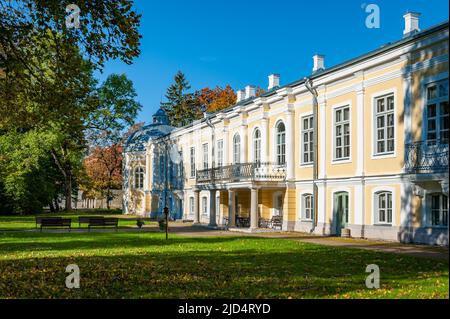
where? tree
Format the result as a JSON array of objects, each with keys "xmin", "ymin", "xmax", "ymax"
[
  {"xmin": 160, "ymin": 71, "xmax": 201, "ymax": 127},
  {"xmin": 196, "ymin": 85, "xmax": 237, "ymax": 113},
  {"xmin": 84, "ymin": 144, "xmax": 123, "ymax": 209}
]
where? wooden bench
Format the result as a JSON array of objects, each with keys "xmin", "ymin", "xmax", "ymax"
[
  {"xmin": 78, "ymin": 216, "xmax": 101, "ymax": 228},
  {"xmin": 36, "ymin": 216, "xmax": 62, "ymax": 229},
  {"xmin": 87, "ymin": 217, "xmax": 119, "ymax": 231},
  {"xmin": 39, "ymin": 218, "xmax": 72, "ymax": 232}
]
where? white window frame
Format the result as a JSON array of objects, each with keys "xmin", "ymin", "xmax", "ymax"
[
  {"xmin": 134, "ymin": 167, "xmax": 144, "ymax": 190},
  {"xmin": 190, "ymin": 147, "xmax": 196, "ymax": 178},
  {"xmin": 253, "ymin": 128, "xmax": 261, "ymax": 163},
  {"xmin": 372, "ymin": 90, "xmax": 397, "ymax": 158},
  {"xmin": 331, "ymin": 102, "xmax": 352, "ymax": 164},
  {"xmin": 217, "ymin": 139, "xmax": 223, "ymax": 167},
  {"xmin": 424, "ymin": 79, "xmax": 449, "ymax": 143},
  {"xmin": 233, "ymin": 133, "xmax": 241, "ymax": 164},
  {"xmin": 373, "ymin": 189, "xmax": 394, "ymax": 226},
  {"xmin": 189, "ymin": 197, "xmax": 194, "ymax": 216},
  {"xmin": 426, "ymin": 193, "xmax": 448, "ymax": 227},
  {"xmin": 202, "ymin": 143, "xmax": 209, "ymax": 170},
  {"xmin": 301, "ymin": 193, "xmax": 314, "ymax": 221},
  {"xmin": 301, "ymin": 114, "xmax": 314, "ymax": 165},
  {"xmin": 202, "ymin": 196, "xmax": 208, "ymax": 215},
  {"xmin": 275, "ymin": 120, "xmax": 286, "ymax": 166}
]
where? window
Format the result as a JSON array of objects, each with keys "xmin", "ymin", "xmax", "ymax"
[
  {"xmin": 217, "ymin": 140, "xmax": 223, "ymax": 167},
  {"xmin": 334, "ymin": 106, "xmax": 350, "ymax": 160},
  {"xmin": 301, "ymin": 115, "xmax": 314, "ymax": 164},
  {"xmin": 374, "ymin": 94, "xmax": 395, "ymax": 155},
  {"xmin": 253, "ymin": 129, "xmax": 261, "ymax": 163},
  {"xmin": 189, "ymin": 197, "xmax": 194, "ymax": 215},
  {"xmin": 233, "ymin": 134, "xmax": 241, "ymax": 164},
  {"xmin": 302, "ymin": 194, "xmax": 313, "ymax": 220},
  {"xmin": 190, "ymin": 147, "xmax": 195, "ymax": 178},
  {"xmin": 202, "ymin": 143, "xmax": 209, "ymax": 169},
  {"xmin": 429, "ymin": 194, "xmax": 448, "ymax": 227},
  {"xmin": 276, "ymin": 121, "xmax": 286, "ymax": 165},
  {"xmin": 202, "ymin": 196, "xmax": 208, "ymax": 215},
  {"xmin": 134, "ymin": 167, "xmax": 144, "ymax": 189},
  {"xmin": 375, "ymin": 191, "xmax": 392, "ymax": 224},
  {"xmin": 426, "ymin": 80, "xmax": 449, "ymax": 143}
]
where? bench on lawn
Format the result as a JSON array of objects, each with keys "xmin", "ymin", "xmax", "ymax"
[
  {"xmin": 78, "ymin": 216, "xmax": 102, "ymax": 227},
  {"xmin": 35, "ymin": 216, "xmax": 61, "ymax": 229},
  {"xmin": 87, "ymin": 217, "xmax": 119, "ymax": 231},
  {"xmin": 38, "ymin": 217, "xmax": 72, "ymax": 232}
]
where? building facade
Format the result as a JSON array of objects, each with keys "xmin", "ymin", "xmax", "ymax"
[{"xmin": 123, "ymin": 14, "xmax": 449, "ymax": 245}]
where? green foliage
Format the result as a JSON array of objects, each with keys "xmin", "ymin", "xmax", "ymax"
[{"xmin": 160, "ymin": 71, "xmax": 201, "ymax": 127}]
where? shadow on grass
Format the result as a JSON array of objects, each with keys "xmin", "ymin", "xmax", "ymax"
[{"xmin": 0, "ymin": 233, "xmax": 448, "ymax": 299}]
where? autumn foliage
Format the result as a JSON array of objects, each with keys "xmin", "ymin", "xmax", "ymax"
[
  {"xmin": 83, "ymin": 144, "xmax": 123, "ymax": 208},
  {"xmin": 196, "ymin": 85, "xmax": 237, "ymax": 113}
]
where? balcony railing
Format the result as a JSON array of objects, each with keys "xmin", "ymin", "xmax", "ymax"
[
  {"xmin": 196, "ymin": 162, "xmax": 286, "ymax": 184},
  {"xmin": 405, "ymin": 140, "xmax": 449, "ymax": 173}
]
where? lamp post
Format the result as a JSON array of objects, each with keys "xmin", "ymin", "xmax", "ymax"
[
  {"xmin": 305, "ymin": 78, "xmax": 319, "ymax": 233},
  {"xmin": 164, "ymin": 138, "xmax": 169, "ymax": 240}
]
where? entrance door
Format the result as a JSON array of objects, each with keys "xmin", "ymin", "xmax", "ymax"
[{"xmin": 335, "ymin": 192, "xmax": 349, "ymax": 236}]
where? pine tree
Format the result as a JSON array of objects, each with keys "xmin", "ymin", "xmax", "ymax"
[{"xmin": 161, "ymin": 71, "xmax": 201, "ymax": 127}]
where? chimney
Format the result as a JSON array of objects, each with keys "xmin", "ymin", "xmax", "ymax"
[
  {"xmin": 268, "ymin": 74, "xmax": 280, "ymax": 90},
  {"xmin": 236, "ymin": 90, "xmax": 245, "ymax": 102},
  {"xmin": 403, "ymin": 12, "xmax": 421, "ymax": 37},
  {"xmin": 313, "ymin": 54, "xmax": 325, "ymax": 73},
  {"xmin": 245, "ymin": 85, "xmax": 256, "ymax": 99}
]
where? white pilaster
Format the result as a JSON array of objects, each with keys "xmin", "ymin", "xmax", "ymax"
[
  {"xmin": 317, "ymin": 183, "xmax": 326, "ymax": 225},
  {"xmin": 222, "ymin": 126, "xmax": 229, "ymax": 165},
  {"xmin": 354, "ymin": 182, "xmax": 364, "ymax": 225},
  {"xmin": 240, "ymin": 124, "xmax": 248, "ymax": 163},
  {"xmin": 193, "ymin": 189, "xmax": 200, "ymax": 224},
  {"xmin": 286, "ymin": 105, "xmax": 295, "ymax": 180},
  {"xmin": 261, "ymin": 116, "xmax": 269, "ymax": 162},
  {"xmin": 356, "ymin": 83, "xmax": 365, "ymax": 176},
  {"xmin": 318, "ymin": 97, "xmax": 327, "ymax": 179}
]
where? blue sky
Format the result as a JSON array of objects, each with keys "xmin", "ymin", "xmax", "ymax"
[{"xmin": 97, "ymin": 0, "xmax": 449, "ymax": 124}]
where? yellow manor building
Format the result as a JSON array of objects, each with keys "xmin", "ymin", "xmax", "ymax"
[{"xmin": 123, "ymin": 13, "xmax": 449, "ymax": 246}]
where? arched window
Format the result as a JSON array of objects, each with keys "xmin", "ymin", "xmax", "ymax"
[
  {"xmin": 134, "ymin": 167, "xmax": 144, "ymax": 189},
  {"xmin": 233, "ymin": 134, "xmax": 241, "ymax": 164},
  {"xmin": 302, "ymin": 194, "xmax": 313, "ymax": 220},
  {"xmin": 276, "ymin": 121, "xmax": 286, "ymax": 165},
  {"xmin": 253, "ymin": 128, "xmax": 261, "ymax": 163},
  {"xmin": 375, "ymin": 191, "xmax": 392, "ymax": 224}
]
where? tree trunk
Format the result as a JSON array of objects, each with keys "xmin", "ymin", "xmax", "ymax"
[{"xmin": 65, "ymin": 172, "xmax": 72, "ymax": 211}]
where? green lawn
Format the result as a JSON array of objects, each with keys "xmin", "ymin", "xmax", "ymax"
[
  {"xmin": 0, "ymin": 230, "xmax": 448, "ymax": 299},
  {"xmin": 0, "ymin": 210, "xmax": 156, "ymax": 230}
]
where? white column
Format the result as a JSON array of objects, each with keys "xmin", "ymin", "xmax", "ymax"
[
  {"xmin": 356, "ymin": 84, "xmax": 365, "ymax": 176},
  {"xmin": 240, "ymin": 124, "xmax": 248, "ymax": 163},
  {"xmin": 403, "ymin": 56, "xmax": 413, "ymax": 146},
  {"xmin": 286, "ymin": 107, "xmax": 295, "ymax": 180},
  {"xmin": 193, "ymin": 189, "xmax": 200, "ymax": 224},
  {"xmin": 318, "ymin": 98, "xmax": 327, "ymax": 179},
  {"xmin": 261, "ymin": 117, "xmax": 269, "ymax": 162},
  {"xmin": 228, "ymin": 190, "xmax": 236, "ymax": 227},
  {"xmin": 209, "ymin": 189, "xmax": 217, "ymax": 227},
  {"xmin": 250, "ymin": 188, "xmax": 259, "ymax": 229}
]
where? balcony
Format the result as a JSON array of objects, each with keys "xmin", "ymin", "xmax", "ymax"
[
  {"xmin": 405, "ymin": 140, "xmax": 449, "ymax": 174},
  {"xmin": 196, "ymin": 162, "xmax": 286, "ymax": 184}
]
